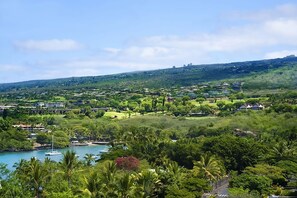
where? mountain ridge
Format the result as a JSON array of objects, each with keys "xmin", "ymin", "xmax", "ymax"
[{"xmin": 1, "ymin": 56, "xmax": 297, "ymax": 92}]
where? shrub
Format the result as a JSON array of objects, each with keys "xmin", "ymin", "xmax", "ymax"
[{"xmin": 115, "ymin": 156, "xmax": 140, "ymax": 171}]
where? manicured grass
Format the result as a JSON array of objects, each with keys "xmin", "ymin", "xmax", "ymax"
[
  {"xmin": 52, "ymin": 96, "xmax": 66, "ymax": 101},
  {"xmin": 29, "ymin": 114, "xmax": 65, "ymax": 118},
  {"xmin": 104, "ymin": 111, "xmax": 140, "ymax": 119},
  {"xmin": 185, "ymin": 116, "xmax": 217, "ymax": 120}
]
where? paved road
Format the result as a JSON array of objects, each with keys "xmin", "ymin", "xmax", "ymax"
[{"xmin": 203, "ymin": 176, "xmax": 229, "ymax": 198}]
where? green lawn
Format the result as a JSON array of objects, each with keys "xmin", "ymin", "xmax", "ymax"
[{"xmin": 104, "ymin": 111, "xmax": 140, "ymax": 119}]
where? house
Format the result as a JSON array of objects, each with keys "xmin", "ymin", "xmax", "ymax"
[
  {"xmin": 238, "ymin": 104, "xmax": 264, "ymax": 111},
  {"xmin": 167, "ymin": 97, "xmax": 174, "ymax": 102},
  {"xmin": 91, "ymin": 107, "xmax": 109, "ymax": 112},
  {"xmin": 238, "ymin": 104, "xmax": 252, "ymax": 110},
  {"xmin": 35, "ymin": 102, "xmax": 45, "ymax": 107},
  {"xmin": 188, "ymin": 112, "xmax": 207, "ymax": 117},
  {"xmin": 13, "ymin": 124, "xmax": 45, "ymax": 132},
  {"xmin": 0, "ymin": 105, "xmax": 15, "ymax": 113},
  {"xmin": 251, "ymin": 104, "xmax": 264, "ymax": 110},
  {"xmin": 44, "ymin": 102, "xmax": 65, "ymax": 108},
  {"xmin": 232, "ymin": 82, "xmax": 242, "ymax": 90}
]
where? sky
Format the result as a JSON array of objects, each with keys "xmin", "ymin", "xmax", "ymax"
[{"xmin": 1, "ymin": 0, "xmax": 297, "ymax": 83}]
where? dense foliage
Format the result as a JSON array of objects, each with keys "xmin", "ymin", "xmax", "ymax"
[{"xmin": 0, "ymin": 57, "xmax": 297, "ymax": 197}]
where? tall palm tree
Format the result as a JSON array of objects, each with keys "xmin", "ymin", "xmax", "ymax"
[
  {"xmin": 84, "ymin": 153, "xmax": 95, "ymax": 166},
  {"xmin": 193, "ymin": 154, "xmax": 225, "ymax": 182},
  {"xmin": 270, "ymin": 141, "xmax": 296, "ymax": 162},
  {"xmin": 14, "ymin": 158, "xmax": 48, "ymax": 198},
  {"xmin": 60, "ymin": 150, "xmax": 79, "ymax": 186},
  {"xmin": 29, "ymin": 157, "xmax": 47, "ymax": 198},
  {"xmin": 101, "ymin": 162, "xmax": 118, "ymax": 197},
  {"xmin": 133, "ymin": 170, "xmax": 161, "ymax": 198},
  {"xmin": 117, "ymin": 173, "xmax": 135, "ymax": 198},
  {"xmin": 81, "ymin": 171, "xmax": 103, "ymax": 198}
]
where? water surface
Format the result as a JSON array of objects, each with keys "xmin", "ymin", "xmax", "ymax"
[{"xmin": 0, "ymin": 145, "xmax": 108, "ymax": 171}]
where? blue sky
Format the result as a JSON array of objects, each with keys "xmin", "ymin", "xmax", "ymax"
[{"xmin": 1, "ymin": 0, "xmax": 297, "ymax": 83}]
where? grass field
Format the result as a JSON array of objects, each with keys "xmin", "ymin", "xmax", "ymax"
[{"xmin": 104, "ymin": 111, "xmax": 140, "ymax": 119}]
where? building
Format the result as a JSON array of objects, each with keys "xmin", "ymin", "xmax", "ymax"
[{"xmin": 12, "ymin": 124, "xmax": 45, "ymax": 132}]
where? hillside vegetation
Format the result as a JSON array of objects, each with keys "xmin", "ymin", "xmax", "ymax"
[{"xmin": 0, "ymin": 56, "xmax": 297, "ymax": 92}]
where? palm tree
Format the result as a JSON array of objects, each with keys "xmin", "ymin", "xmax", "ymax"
[
  {"xmin": 133, "ymin": 170, "xmax": 161, "ymax": 198},
  {"xmin": 81, "ymin": 171, "xmax": 103, "ymax": 198},
  {"xmin": 101, "ymin": 162, "xmax": 118, "ymax": 197},
  {"xmin": 84, "ymin": 153, "xmax": 95, "ymax": 166},
  {"xmin": 14, "ymin": 158, "xmax": 47, "ymax": 197},
  {"xmin": 28, "ymin": 157, "xmax": 47, "ymax": 198},
  {"xmin": 270, "ymin": 141, "xmax": 296, "ymax": 162},
  {"xmin": 166, "ymin": 161, "xmax": 183, "ymax": 186},
  {"xmin": 60, "ymin": 150, "xmax": 79, "ymax": 186},
  {"xmin": 193, "ymin": 154, "xmax": 225, "ymax": 182},
  {"xmin": 117, "ymin": 173, "xmax": 135, "ymax": 198},
  {"xmin": 13, "ymin": 159, "xmax": 31, "ymax": 189}
]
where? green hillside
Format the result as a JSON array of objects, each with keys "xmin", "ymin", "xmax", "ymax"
[{"xmin": 0, "ymin": 56, "xmax": 297, "ymax": 92}]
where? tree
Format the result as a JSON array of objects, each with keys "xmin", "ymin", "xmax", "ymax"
[
  {"xmin": 133, "ymin": 170, "xmax": 161, "ymax": 197},
  {"xmin": 244, "ymin": 164, "xmax": 286, "ymax": 186},
  {"xmin": 229, "ymin": 173, "xmax": 272, "ymax": 196},
  {"xmin": 13, "ymin": 158, "xmax": 48, "ymax": 198},
  {"xmin": 196, "ymin": 97, "xmax": 205, "ymax": 105},
  {"xmin": 81, "ymin": 171, "xmax": 103, "ymax": 198},
  {"xmin": 192, "ymin": 154, "xmax": 225, "ymax": 182},
  {"xmin": 101, "ymin": 162, "xmax": 118, "ymax": 197},
  {"xmin": 95, "ymin": 110, "xmax": 105, "ymax": 118},
  {"xmin": 84, "ymin": 153, "xmax": 95, "ymax": 167},
  {"xmin": 117, "ymin": 173, "xmax": 135, "ymax": 198},
  {"xmin": 36, "ymin": 133, "xmax": 50, "ymax": 145},
  {"xmin": 216, "ymin": 101, "xmax": 225, "ymax": 110},
  {"xmin": 202, "ymin": 135, "xmax": 264, "ymax": 172},
  {"xmin": 0, "ymin": 118, "xmax": 10, "ymax": 131},
  {"xmin": 28, "ymin": 158, "xmax": 48, "ymax": 198},
  {"xmin": 115, "ymin": 156, "xmax": 140, "ymax": 171},
  {"xmin": 0, "ymin": 163, "xmax": 9, "ymax": 180},
  {"xmin": 268, "ymin": 141, "xmax": 296, "ymax": 162},
  {"xmin": 182, "ymin": 96, "xmax": 190, "ymax": 106},
  {"xmin": 60, "ymin": 150, "xmax": 79, "ymax": 186}
]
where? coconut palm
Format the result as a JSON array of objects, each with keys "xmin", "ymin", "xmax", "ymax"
[
  {"xmin": 193, "ymin": 154, "xmax": 225, "ymax": 182},
  {"xmin": 60, "ymin": 150, "xmax": 79, "ymax": 186},
  {"xmin": 270, "ymin": 141, "xmax": 296, "ymax": 162},
  {"xmin": 133, "ymin": 170, "xmax": 161, "ymax": 198},
  {"xmin": 117, "ymin": 173, "xmax": 135, "ymax": 198},
  {"xmin": 101, "ymin": 162, "xmax": 118, "ymax": 197},
  {"xmin": 81, "ymin": 171, "xmax": 103, "ymax": 198},
  {"xmin": 28, "ymin": 157, "xmax": 47, "ymax": 198},
  {"xmin": 84, "ymin": 153, "xmax": 95, "ymax": 166}
]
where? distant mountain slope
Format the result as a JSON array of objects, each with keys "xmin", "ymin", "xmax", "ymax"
[
  {"xmin": 0, "ymin": 56, "xmax": 297, "ymax": 92},
  {"xmin": 239, "ymin": 63, "xmax": 297, "ymax": 89}
]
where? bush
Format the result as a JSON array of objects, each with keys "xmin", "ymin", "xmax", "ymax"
[{"xmin": 115, "ymin": 156, "xmax": 140, "ymax": 171}]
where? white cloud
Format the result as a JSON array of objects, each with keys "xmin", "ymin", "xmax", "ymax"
[
  {"xmin": 14, "ymin": 39, "xmax": 82, "ymax": 51},
  {"xmin": 107, "ymin": 5, "xmax": 297, "ymax": 66},
  {"xmin": 5, "ymin": 3, "xmax": 297, "ymax": 82},
  {"xmin": 32, "ymin": 10, "xmax": 297, "ymax": 78},
  {"xmin": 265, "ymin": 50, "xmax": 297, "ymax": 59}
]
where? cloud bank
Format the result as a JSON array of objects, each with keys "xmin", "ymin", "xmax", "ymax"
[{"xmin": 4, "ymin": 3, "xmax": 297, "ymax": 83}]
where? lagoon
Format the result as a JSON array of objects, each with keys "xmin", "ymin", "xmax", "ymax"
[{"xmin": 0, "ymin": 145, "xmax": 109, "ymax": 171}]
